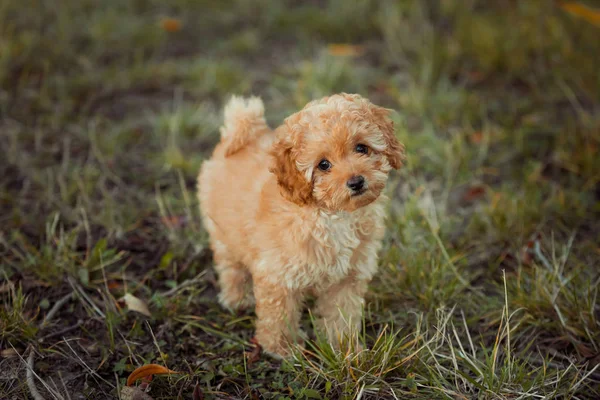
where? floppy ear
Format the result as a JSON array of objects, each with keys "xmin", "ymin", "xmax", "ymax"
[
  {"xmin": 269, "ymin": 126, "xmax": 313, "ymax": 206},
  {"xmin": 370, "ymin": 106, "xmax": 405, "ymax": 170}
]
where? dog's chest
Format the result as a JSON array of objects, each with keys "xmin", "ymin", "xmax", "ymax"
[
  {"xmin": 281, "ymin": 205, "xmax": 383, "ymax": 289},
  {"xmin": 311, "ymin": 211, "xmax": 360, "ymax": 271}
]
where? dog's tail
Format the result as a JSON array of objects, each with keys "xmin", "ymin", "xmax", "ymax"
[{"xmin": 219, "ymin": 95, "xmax": 270, "ymax": 157}]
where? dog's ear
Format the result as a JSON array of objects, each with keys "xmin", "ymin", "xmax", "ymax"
[
  {"xmin": 269, "ymin": 125, "xmax": 313, "ymax": 206},
  {"xmin": 369, "ymin": 105, "xmax": 405, "ymax": 170}
]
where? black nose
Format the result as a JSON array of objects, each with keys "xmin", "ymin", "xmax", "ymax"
[{"xmin": 346, "ymin": 175, "xmax": 365, "ymax": 191}]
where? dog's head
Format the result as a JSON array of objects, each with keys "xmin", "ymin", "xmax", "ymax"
[{"xmin": 269, "ymin": 93, "xmax": 404, "ymax": 212}]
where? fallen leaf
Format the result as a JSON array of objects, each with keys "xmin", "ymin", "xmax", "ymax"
[
  {"xmin": 122, "ymin": 293, "xmax": 151, "ymax": 317},
  {"xmin": 246, "ymin": 337, "xmax": 262, "ymax": 366},
  {"xmin": 160, "ymin": 17, "xmax": 182, "ymax": 32},
  {"xmin": 127, "ymin": 364, "xmax": 178, "ymax": 386},
  {"xmin": 1, "ymin": 348, "xmax": 19, "ymax": 358},
  {"xmin": 249, "ymin": 388, "xmax": 261, "ymax": 400},
  {"xmin": 463, "ymin": 185, "xmax": 486, "ymax": 202},
  {"xmin": 470, "ymin": 131, "xmax": 484, "ymax": 144},
  {"xmin": 121, "ymin": 386, "xmax": 154, "ymax": 400},
  {"xmin": 192, "ymin": 383, "xmax": 204, "ymax": 400},
  {"xmin": 107, "ymin": 280, "xmax": 122, "ymax": 290},
  {"xmin": 559, "ymin": 1, "xmax": 600, "ymax": 27},
  {"xmin": 327, "ymin": 44, "xmax": 364, "ymax": 57}
]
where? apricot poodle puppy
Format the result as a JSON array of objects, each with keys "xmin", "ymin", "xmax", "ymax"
[{"xmin": 197, "ymin": 93, "xmax": 404, "ymax": 357}]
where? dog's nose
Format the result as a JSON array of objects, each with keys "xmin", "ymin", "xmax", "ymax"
[{"xmin": 346, "ymin": 175, "xmax": 365, "ymax": 192}]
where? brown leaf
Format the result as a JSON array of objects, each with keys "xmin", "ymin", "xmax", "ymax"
[
  {"xmin": 1, "ymin": 348, "xmax": 19, "ymax": 358},
  {"xmin": 160, "ymin": 18, "xmax": 182, "ymax": 32},
  {"xmin": 463, "ymin": 185, "xmax": 486, "ymax": 202},
  {"xmin": 192, "ymin": 383, "xmax": 204, "ymax": 400},
  {"xmin": 126, "ymin": 364, "xmax": 178, "ymax": 386},
  {"xmin": 327, "ymin": 44, "xmax": 365, "ymax": 57},
  {"xmin": 107, "ymin": 280, "xmax": 122, "ymax": 290},
  {"xmin": 248, "ymin": 388, "xmax": 261, "ymax": 400},
  {"xmin": 559, "ymin": 1, "xmax": 600, "ymax": 27},
  {"xmin": 470, "ymin": 131, "xmax": 484, "ymax": 144},
  {"xmin": 246, "ymin": 337, "xmax": 262, "ymax": 366}
]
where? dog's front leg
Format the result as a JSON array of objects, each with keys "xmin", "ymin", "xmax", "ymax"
[
  {"xmin": 315, "ymin": 277, "xmax": 369, "ymax": 349},
  {"xmin": 253, "ymin": 278, "xmax": 302, "ymax": 358}
]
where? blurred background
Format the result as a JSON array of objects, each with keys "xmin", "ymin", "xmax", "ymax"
[{"xmin": 1, "ymin": 0, "xmax": 599, "ymax": 398}]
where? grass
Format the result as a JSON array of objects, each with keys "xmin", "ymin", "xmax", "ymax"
[{"xmin": 1, "ymin": 0, "xmax": 599, "ymax": 398}]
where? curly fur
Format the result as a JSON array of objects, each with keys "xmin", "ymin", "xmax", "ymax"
[{"xmin": 197, "ymin": 93, "xmax": 404, "ymax": 357}]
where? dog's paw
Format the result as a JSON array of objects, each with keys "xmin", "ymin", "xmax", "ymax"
[
  {"xmin": 253, "ymin": 334, "xmax": 305, "ymax": 360},
  {"xmin": 260, "ymin": 342, "xmax": 296, "ymax": 360},
  {"xmin": 218, "ymin": 291, "xmax": 255, "ymax": 312}
]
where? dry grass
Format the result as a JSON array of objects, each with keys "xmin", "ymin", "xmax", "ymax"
[{"xmin": 1, "ymin": 0, "xmax": 599, "ymax": 398}]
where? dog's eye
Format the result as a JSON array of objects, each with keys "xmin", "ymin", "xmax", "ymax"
[
  {"xmin": 355, "ymin": 144, "xmax": 369, "ymax": 154},
  {"xmin": 317, "ymin": 159, "xmax": 332, "ymax": 171}
]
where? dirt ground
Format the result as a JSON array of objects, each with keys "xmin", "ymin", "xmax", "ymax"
[{"xmin": 1, "ymin": 1, "xmax": 599, "ymax": 399}]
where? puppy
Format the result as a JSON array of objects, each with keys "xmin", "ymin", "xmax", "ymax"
[{"xmin": 197, "ymin": 93, "xmax": 404, "ymax": 357}]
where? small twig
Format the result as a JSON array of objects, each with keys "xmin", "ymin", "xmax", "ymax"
[
  {"xmin": 58, "ymin": 372, "xmax": 72, "ymax": 400},
  {"xmin": 48, "ymin": 377, "xmax": 65, "ymax": 400},
  {"xmin": 114, "ymin": 373, "xmax": 122, "ymax": 400},
  {"xmin": 21, "ymin": 346, "xmax": 65, "ymax": 400},
  {"xmin": 27, "ymin": 349, "xmax": 46, "ymax": 400},
  {"xmin": 146, "ymin": 321, "xmax": 169, "ymax": 369},
  {"xmin": 24, "ymin": 291, "xmax": 76, "ymax": 400},
  {"xmin": 39, "ymin": 320, "xmax": 83, "ymax": 342},
  {"xmin": 41, "ymin": 292, "xmax": 74, "ymax": 328}
]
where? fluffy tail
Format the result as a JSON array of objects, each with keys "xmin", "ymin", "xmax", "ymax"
[{"xmin": 219, "ymin": 95, "xmax": 270, "ymax": 157}]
